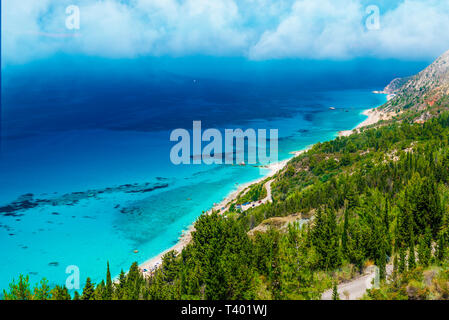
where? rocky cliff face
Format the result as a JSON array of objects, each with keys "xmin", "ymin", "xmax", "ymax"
[
  {"xmin": 383, "ymin": 77, "xmax": 412, "ymax": 94},
  {"xmin": 382, "ymin": 50, "xmax": 449, "ymax": 115}
]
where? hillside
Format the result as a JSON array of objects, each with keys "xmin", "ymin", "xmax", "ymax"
[{"xmin": 381, "ymin": 50, "xmax": 449, "ymax": 123}]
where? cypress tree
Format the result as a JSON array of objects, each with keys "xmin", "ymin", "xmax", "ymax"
[
  {"xmin": 425, "ymin": 178, "xmax": 443, "ymax": 237},
  {"xmin": 342, "ymin": 207, "xmax": 349, "ymax": 255},
  {"xmin": 418, "ymin": 228, "xmax": 432, "ymax": 267},
  {"xmin": 398, "ymin": 247, "xmax": 406, "ymax": 274},
  {"xmin": 312, "ymin": 207, "xmax": 341, "ymax": 270},
  {"xmin": 383, "ymin": 199, "xmax": 392, "ymax": 256},
  {"xmin": 270, "ymin": 230, "xmax": 282, "ymax": 300},
  {"xmin": 332, "ymin": 281, "xmax": 340, "ymax": 300},
  {"xmin": 106, "ymin": 262, "xmax": 113, "ymax": 300},
  {"xmin": 392, "ymin": 253, "xmax": 398, "ymax": 281},
  {"xmin": 378, "ymin": 247, "xmax": 386, "ymax": 282},
  {"xmin": 435, "ymin": 233, "xmax": 446, "ymax": 264},
  {"xmin": 408, "ymin": 242, "xmax": 416, "ymax": 271}
]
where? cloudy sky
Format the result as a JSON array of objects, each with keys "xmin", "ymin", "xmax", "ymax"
[{"xmin": 2, "ymin": 0, "xmax": 449, "ymax": 65}]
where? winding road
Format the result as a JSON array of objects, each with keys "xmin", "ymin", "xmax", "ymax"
[{"xmin": 240, "ymin": 179, "xmax": 274, "ymax": 211}]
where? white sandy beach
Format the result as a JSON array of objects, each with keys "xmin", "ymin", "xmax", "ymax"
[
  {"xmin": 139, "ymin": 149, "xmax": 308, "ymax": 275},
  {"xmin": 338, "ymin": 92, "xmax": 396, "ymax": 137},
  {"xmin": 338, "ymin": 108, "xmax": 393, "ymax": 137}
]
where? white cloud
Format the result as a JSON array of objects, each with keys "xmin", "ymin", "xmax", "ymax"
[
  {"xmin": 2, "ymin": 0, "xmax": 449, "ymax": 65},
  {"xmin": 249, "ymin": 0, "xmax": 449, "ymax": 60},
  {"xmin": 151, "ymin": 0, "xmax": 249, "ymax": 55},
  {"xmin": 249, "ymin": 0, "xmax": 364, "ymax": 60},
  {"xmin": 2, "ymin": 0, "xmax": 250, "ymax": 63},
  {"xmin": 373, "ymin": 0, "xmax": 449, "ymax": 59}
]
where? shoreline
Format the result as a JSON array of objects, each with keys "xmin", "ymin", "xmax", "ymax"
[
  {"xmin": 338, "ymin": 108, "xmax": 394, "ymax": 137},
  {"xmin": 338, "ymin": 108, "xmax": 379, "ymax": 137},
  {"xmin": 139, "ymin": 149, "xmax": 308, "ymax": 275},
  {"xmin": 139, "ymin": 94, "xmax": 389, "ymax": 275},
  {"xmin": 338, "ymin": 93, "xmax": 392, "ymax": 137}
]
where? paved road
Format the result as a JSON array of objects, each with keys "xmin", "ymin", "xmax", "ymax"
[
  {"xmin": 264, "ymin": 180, "xmax": 273, "ymax": 203},
  {"xmin": 240, "ymin": 179, "xmax": 273, "ymax": 211}
]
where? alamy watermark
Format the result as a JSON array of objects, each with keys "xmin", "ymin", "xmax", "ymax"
[
  {"xmin": 65, "ymin": 5, "xmax": 81, "ymax": 30},
  {"xmin": 365, "ymin": 5, "xmax": 380, "ymax": 30},
  {"xmin": 170, "ymin": 121, "xmax": 278, "ymax": 166},
  {"xmin": 65, "ymin": 265, "xmax": 80, "ymax": 290}
]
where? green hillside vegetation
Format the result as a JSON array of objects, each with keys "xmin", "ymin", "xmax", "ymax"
[
  {"xmin": 364, "ymin": 264, "xmax": 449, "ymax": 300},
  {"xmin": 237, "ymin": 182, "xmax": 268, "ymax": 204}
]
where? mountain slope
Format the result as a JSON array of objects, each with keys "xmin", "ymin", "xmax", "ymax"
[{"xmin": 381, "ymin": 50, "xmax": 449, "ymax": 122}]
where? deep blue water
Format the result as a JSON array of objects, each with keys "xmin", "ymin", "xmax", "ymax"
[{"xmin": 0, "ymin": 56, "xmax": 427, "ymax": 292}]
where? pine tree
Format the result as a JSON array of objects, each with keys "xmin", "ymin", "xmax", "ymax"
[
  {"xmin": 33, "ymin": 278, "xmax": 51, "ymax": 300},
  {"xmin": 81, "ymin": 278, "xmax": 95, "ymax": 300},
  {"xmin": 219, "ymin": 219, "xmax": 256, "ymax": 300},
  {"xmin": 2, "ymin": 275, "xmax": 32, "ymax": 300},
  {"xmin": 312, "ymin": 207, "xmax": 341, "ymax": 270},
  {"xmin": 115, "ymin": 269, "xmax": 126, "ymax": 299},
  {"xmin": 50, "ymin": 285, "xmax": 71, "ymax": 300},
  {"xmin": 124, "ymin": 262, "xmax": 143, "ymax": 300},
  {"xmin": 345, "ymin": 185, "xmax": 358, "ymax": 210},
  {"xmin": 346, "ymin": 223, "xmax": 365, "ymax": 273},
  {"xmin": 161, "ymin": 251, "xmax": 180, "ymax": 283},
  {"xmin": 401, "ymin": 175, "xmax": 443, "ymax": 238},
  {"xmin": 94, "ymin": 280, "xmax": 106, "ymax": 300}
]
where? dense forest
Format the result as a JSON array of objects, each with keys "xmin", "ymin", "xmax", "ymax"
[{"xmin": 4, "ymin": 107, "xmax": 449, "ymax": 300}]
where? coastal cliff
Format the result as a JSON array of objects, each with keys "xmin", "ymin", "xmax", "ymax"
[{"xmin": 382, "ymin": 50, "xmax": 449, "ymax": 122}]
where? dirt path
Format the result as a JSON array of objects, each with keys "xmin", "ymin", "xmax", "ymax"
[{"xmin": 321, "ymin": 265, "xmax": 393, "ymax": 300}]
